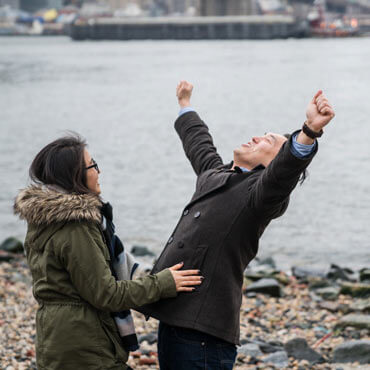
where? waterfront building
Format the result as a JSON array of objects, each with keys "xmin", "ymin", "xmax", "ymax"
[
  {"xmin": 166, "ymin": 0, "xmax": 200, "ymax": 14},
  {"xmin": 19, "ymin": 0, "xmax": 63, "ymax": 12},
  {"xmin": 200, "ymin": 0, "xmax": 258, "ymax": 16},
  {"xmin": 0, "ymin": 0, "xmax": 19, "ymax": 9},
  {"xmin": 93, "ymin": 0, "xmax": 200, "ymax": 15}
]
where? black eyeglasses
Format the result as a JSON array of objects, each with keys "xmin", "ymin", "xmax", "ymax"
[{"xmin": 85, "ymin": 159, "xmax": 100, "ymax": 173}]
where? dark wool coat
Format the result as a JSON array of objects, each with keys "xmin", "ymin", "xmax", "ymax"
[
  {"xmin": 138, "ymin": 111, "xmax": 318, "ymax": 345},
  {"xmin": 14, "ymin": 186, "xmax": 177, "ymax": 370}
]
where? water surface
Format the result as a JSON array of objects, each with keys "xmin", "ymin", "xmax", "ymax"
[{"xmin": 1, "ymin": 36, "xmax": 369, "ymax": 270}]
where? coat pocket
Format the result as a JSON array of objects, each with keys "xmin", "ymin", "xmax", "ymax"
[
  {"xmin": 98, "ymin": 311, "xmax": 128, "ymax": 363},
  {"xmin": 191, "ymin": 245, "xmax": 208, "ymax": 270}
]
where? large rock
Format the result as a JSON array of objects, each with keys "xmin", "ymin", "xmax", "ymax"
[
  {"xmin": 308, "ymin": 277, "xmax": 332, "ymax": 290},
  {"xmin": 244, "ymin": 339, "xmax": 283, "ymax": 354},
  {"xmin": 319, "ymin": 301, "xmax": 340, "ymax": 312},
  {"xmin": 315, "ymin": 286, "xmax": 340, "ymax": 301},
  {"xmin": 292, "ymin": 266, "xmax": 327, "ymax": 280},
  {"xmin": 244, "ymin": 267, "xmax": 276, "ymax": 281},
  {"xmin": 237, "ymin": 343, "xmax": 263, "ymax": 358},
  {"xmin": 0, "ymin": 237, "xmax": 23, "ymax": 253},
  {"xmin": 130, "ymin": 245, "xmax": 156, "ymax": 258},
  {"xmin": 327, "ymin": 264, "xmax": 355, "ymax": 282},
  {"xmin": 340, "ymin": 282, "xmax": 370, "ymax": 298},
  {"xmin": 336, "ymin": 314, "xmax": 370, "ymax": 329},
  {"xmin": 244, "ymin": 278, "xmax": 282, "ymax": 297},
  {"xmin": 319, "ymin": 301, "xmax": 350, "ymax": 313},
  {"xmin": 263, "ymin": 351, "xmax": 289, "ymax": 368},
  {"xmin": 256, "ymin": 256, "xmax": 277, "ymax": 268},
  {"xmin": 273, "ymin": 272, "xmax": 291, "ymax": 285},
  {"xmin": 138, "ymin": 332, "xmax": 157, "ymax": 345},
  {"xmin": 333, "ymin": 340, "xmax": 370, "ymax": 364},
  {"xmin": 245, "ymin": 269, "xmax": 289, "ymax": 286},
  {"xmin": 284, "ymin": 338, "xmax": 324, "ymax": 363},
  {"xmin": 349, "ymin": 299, "xmax": 370, "ymax": 313},
  {"xmin": 359, "ymin": 268, "xmax": 370, "ymax": 282},
  {"xmin": 0, "ymin": 250, "xmax": 15, "ymax": 263},
  {"xmin": 244, "ymin": 270, "xmax": 275, "ymax": 282}
]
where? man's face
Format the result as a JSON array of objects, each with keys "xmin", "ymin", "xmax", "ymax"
[{"xmin": 233, "ymin": 133, "xmax": 287, "ymax": 169}]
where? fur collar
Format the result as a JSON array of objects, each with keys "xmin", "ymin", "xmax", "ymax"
[{"xmin": 14, "ymin": 185, "xmax": 102, "ymax": 225}]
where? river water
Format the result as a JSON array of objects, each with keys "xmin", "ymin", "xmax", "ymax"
[{"xmin": 1, "ymin": 36, "xmax": 369, "ymax": 270}]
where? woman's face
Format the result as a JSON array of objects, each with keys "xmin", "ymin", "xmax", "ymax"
[{"xmin": 84, "ymin": 149, "xmax": 101, "ymax": 194}]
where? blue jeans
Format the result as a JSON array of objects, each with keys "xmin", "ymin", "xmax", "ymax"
[{"xmin": 158, "ymin": 322, "xmax": 237, "ymax": 370}]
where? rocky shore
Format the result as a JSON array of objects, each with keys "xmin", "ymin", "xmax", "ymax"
[{"xmin": 1, "ymin": 238, "xmax": 369, "ymax": 369}]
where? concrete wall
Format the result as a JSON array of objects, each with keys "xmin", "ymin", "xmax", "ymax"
[{"xmin": 71, "ymin": 16, "xmax": 298, "ymax": 39}]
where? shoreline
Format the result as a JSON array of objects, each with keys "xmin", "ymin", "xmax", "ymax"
[{"xmin": 1, "ymin": 248, "xmax": 369, "ymax": 369}]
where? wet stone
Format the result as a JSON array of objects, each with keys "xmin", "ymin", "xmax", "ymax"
[
  {"xmin": 359, "ymin": 269, "xmax": 370, "ymax": 282},
  {"xmin": 319, "ymin": 301, "xmax": 341, "ymax": 312},
  {"xmin": 327, "ymin": 264, "xmax": 355, "ymax": 282},
  {"xmin": 246, "ymin": 339, "xmax": 283, "ymax": 354},
  {"xmin": 292, "ymin": 266, "xmax": 327, "ymax": 280},
  {"xmin": 0, "ymin": 251, "xmax": 15, "ymax": 263},
  {"xmin": 237, "ymin": 343, "xmax": 263, "ymax": 358},
  {"xmin": 138, "ymin": 332, "xmax": 157, "ymax": 345},
  {"xmin": 257, "ymin": 257, "xmax": 277, "ymax": 269},
  {"xmin": 245, "ymin": 291, "xmax": 257, "ymax": 298},
  {"xmin": 308, "ymin": 277, "xmax": 332, "ymax": 290},
  {"xmin": 284, "ymin": 338, "xmax": 324, "ymax": 363},
  {"xmin": 263, "ymin": 351, "xmax": 289, "ymax": 368},
  {"xmin": 333, "ymin": 340, "xmax": 370, "ymax": 364},
  {"xmin": 244, "ymin": 270, "xmax": 275, "ymax": 282},
  {"xmin": 315, "ymin": 287, "xmax": 340, "ymax": 301},
  {"xmin": 340, "ymin": 282, "xmax": 370, "ymax": 298},
  {"xmin": 0, "ymin": 237, "xmax": 23, "ymax": 253},
  {"xmin": 349, "ymin": 298, "xmax": 370, "ymax": 313},
  {"xmin": 336, "ymin": 314, "xmax": 370, "ymax": 330},
  {"xmin": 130, "ymin": 245, "xmax": 156, "ymax": 258},
  {"xmin": 245, "ymin": 278, "xmax": 282, "ymax": 297}
]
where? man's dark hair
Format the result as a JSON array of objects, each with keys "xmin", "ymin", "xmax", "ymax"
[
  {"xmin": 29, "ymin": 133, "xmax": 91, "ymax": 194},
  {"xmin": 284, "ymin": 133, "xmax": 307, "ymax": 185}
]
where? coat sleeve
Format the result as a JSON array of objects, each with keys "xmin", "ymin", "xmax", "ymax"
[
  {"xmin": 248, "ymin": 131, "xmax": 318, "ymax": 219},
  {"xmin": 175, "ymin": 111, "xmax": 223, "ymax": 176},
  {"xmin": 57, "ymin": 222, "xmax": 177, "ymax": 312}
]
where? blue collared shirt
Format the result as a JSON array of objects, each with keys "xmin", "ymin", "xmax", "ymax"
[{"xmin": 178, "ymin": 107, "xmax": 316, "ymax": 172}]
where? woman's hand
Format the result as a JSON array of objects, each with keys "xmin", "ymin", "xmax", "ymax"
[{"xmin": 169, "ymin": 262, "xmax": 203, "ymax": 292}]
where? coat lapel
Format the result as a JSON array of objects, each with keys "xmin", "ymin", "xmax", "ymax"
[{"xmin": 186, "ymin": 171, "xmax": 233, "ymax": 208}]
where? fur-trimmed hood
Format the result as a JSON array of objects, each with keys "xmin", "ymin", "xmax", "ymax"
[{"xmin": 14, "ymin": 185, "xmax": 102, "ymax": 225}]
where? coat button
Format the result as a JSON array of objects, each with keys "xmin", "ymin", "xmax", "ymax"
[
  {"xmin": 168, "ymin": 236, "xmax": 173, "ymax": 244},
  {"xmin": 194, "ymin": 211, "xmax": 201, "ymax": 218},
  {"xmin": 178, "ymin": 241, "xmax": 184, "ymax": 249},
  {"xmin": 183, "ymin": 209, "xmax": 189, "ymax": 216}
]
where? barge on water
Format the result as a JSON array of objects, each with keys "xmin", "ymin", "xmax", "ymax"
[{"xmin": 70, "ymin": 15, "xmax": 303, "ymax": 41}]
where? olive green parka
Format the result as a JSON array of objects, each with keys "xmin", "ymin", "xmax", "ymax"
[{"xmin": 14, "ymin": 185, "xmax": 177, "ymax": 370}]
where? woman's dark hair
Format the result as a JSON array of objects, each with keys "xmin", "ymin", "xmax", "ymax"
[
  {"xmin": 29, "ymin": 133, "xmax": 91, "ymax": 194},
  {"xmin": 284, "ymin": 133, "xmax": 308, "ymax": 185}
]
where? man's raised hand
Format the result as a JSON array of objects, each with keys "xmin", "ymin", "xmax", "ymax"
[
  {"xmin": 176, "ymin": 80, "xmax": 193, "ymax": 109},
  {"xmin": 306, "ymin": 90, "xmax": 335, "ymax": 133}
]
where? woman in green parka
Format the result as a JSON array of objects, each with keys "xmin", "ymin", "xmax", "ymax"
[{"xmin": 14, "ymin": 135, "xmax": 202, "ymax": 370}]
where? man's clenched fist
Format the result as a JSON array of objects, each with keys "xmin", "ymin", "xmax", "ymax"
[
  {"xmin": 177, "ymin": 80, "xmax": 193, "ymax": 108},
  {"xmin": 306, "ymin": 90, "xmax": 335, "ymax": 133}
]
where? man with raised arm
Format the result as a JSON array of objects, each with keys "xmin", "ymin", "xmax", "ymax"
[{"xmin": 138, "ymin": 81, "xmax": 335, "ymax": 369}]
